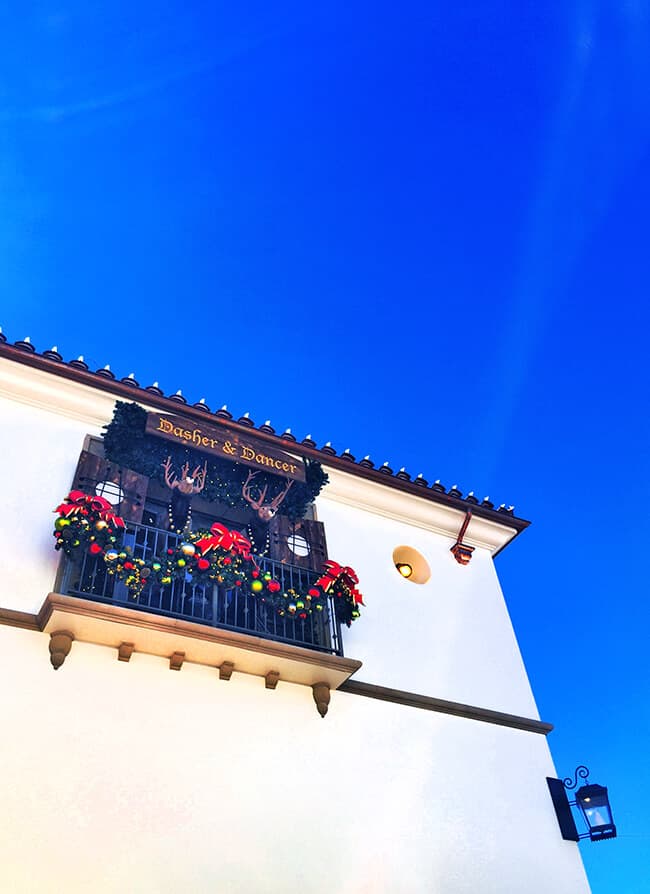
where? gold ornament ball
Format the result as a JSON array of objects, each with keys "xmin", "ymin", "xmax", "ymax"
[
  {"xmin": 251, "ymin": 580, "xmax": 264, "ymax": 593},
  {"xmin": 180, "ymin": 542, "xmax": 196, "ymax": 557},
  {"xmin": 95, "ymin": 520, "xmax": 108, "ymax": 531}
]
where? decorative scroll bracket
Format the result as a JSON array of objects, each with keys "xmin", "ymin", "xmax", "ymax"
[{"xmin": 450, "ymin": 510, "xmax": 475, "ymax": 565}]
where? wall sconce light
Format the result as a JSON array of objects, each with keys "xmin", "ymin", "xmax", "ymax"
[
  {"xmin": 547, "ymin": 766, "xmax": 617, "ymax": 843},
  {"xmin": 395, "ymin": 562, "xmax": 413, "ymax": 578}
]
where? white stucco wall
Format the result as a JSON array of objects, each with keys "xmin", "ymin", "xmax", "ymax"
[
  {"xmin": 315, "ymin": 497, "xmax": 539, "ymax": 717},
  {"xmin": 0, "ymin": 624, "xmax": 590, "ymax": 894},
  {"xmin": 0, "ymin": 392, "xmax": 104, "ymax": 613},
  {"xmin": 0, "ymin": 360, "xmax": 591, "ymax": 893}
]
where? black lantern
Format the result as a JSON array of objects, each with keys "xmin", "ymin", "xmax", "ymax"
[
  {"xmin": 574, "ymin": 783, "xmax": 616, "ymax": 841},
  {"xmin": 547, "ymin": 766, "xmax": 617, "ymax": 843}
]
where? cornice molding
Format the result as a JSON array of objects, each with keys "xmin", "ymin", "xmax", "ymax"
[
  {"xmin": 338, "ymin": 679, "xmax": 553, "ymax": 735},
  {"xmin": 0, "ymin": 345, "xmax": 529, "ymax": 555},
  {"xmin": 320, "ymin": 468, "xmax": 519, "ymax": 553}
]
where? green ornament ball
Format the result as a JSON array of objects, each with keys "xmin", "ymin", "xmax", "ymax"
[
  {"xmin": 152, "ymin": 562, "xmax": 161, "ymax": 572},
  {"xmin": 251, "ymin": 580, "xmax": 264, "ymax": 593},
  {"xmin": 54, "ymin": 517, "xmax": 70, "ymax": 531}
]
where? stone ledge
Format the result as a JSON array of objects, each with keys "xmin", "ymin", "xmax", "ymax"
[{"xmin": 38, "ymin": 593, "xmax": 362, "ymax": 694}]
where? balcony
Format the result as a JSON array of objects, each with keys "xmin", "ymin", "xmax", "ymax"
[{"xmin": 57, "ymin": 520, "xmax": 344, "ymax": 657}]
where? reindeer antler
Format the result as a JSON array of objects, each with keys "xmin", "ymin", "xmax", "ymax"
[
  {"xmin": 268, "ymin": 478, "xmax": 294, "ymax": 512},
  {"xmin": 162, "ymin": 456, "xmax": 177, "ymax": 489},
  {"xmin": 192, "ymin": 461, "xmax": 208, "ymax": 493},
  {"xmin": 242, "ymin": 469, "xmax": 294, "ymax": 521},
  {"xmin": 242, "ymin": 469, "xmax": 268, "ymax": 511}
]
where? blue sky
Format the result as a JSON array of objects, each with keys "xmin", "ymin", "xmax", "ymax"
[{"xmin": 2, "ymin": 3, "xmax": 649, "ymax": 890}]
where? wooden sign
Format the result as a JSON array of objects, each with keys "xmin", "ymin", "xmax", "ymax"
[{"xmin": 145, "ymin": 412, "xmax": 306, "ymax": 482}]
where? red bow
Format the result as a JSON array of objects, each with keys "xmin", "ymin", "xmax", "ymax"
[
  {"xmin": 54, "ymin": 490, "xmax": 125, "ymax": 528},
  {"xmin": 196, "ymin": 523, "xmax": 253, "ymax": 561},
  {"xmin": 316, "ymin": 560, "xmax": 364, "ymax": 604}
]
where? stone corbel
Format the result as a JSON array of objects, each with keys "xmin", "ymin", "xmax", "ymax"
[
  {"xmin": 312, "ymin": 682, "xmax": 331, "ymax": 718},
  {"xmin": 49, "ymin": 630, "xmax": 74, "ymax": 669}
]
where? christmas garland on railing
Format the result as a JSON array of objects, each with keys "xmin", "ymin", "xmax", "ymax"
[
  {"xmin": 102, "ymin": 401, "xmax": 328, "ymax": 521},
  {"xmin": 53, "ymin": 491, "xmax": 363, "ymax": 624}
]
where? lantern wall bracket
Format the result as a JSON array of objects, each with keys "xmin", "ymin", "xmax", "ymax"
[{"xmin": 547, "ymin": 765, "xmax": 617, "ymax": 843}]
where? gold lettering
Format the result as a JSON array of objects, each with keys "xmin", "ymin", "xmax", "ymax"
[
  {"xmin": 201, "ymin": 436, "xmax": 210, "ymax": 447},
  {"xmin": 223, "ymin": 440, "xmax": 237, "ymax": 456},
  {"xmin": 158, "ymin": 418, "xmax": 173, "ymax": 433},
  {"xmin": 241, "ymin": 445, "xmax": 255, "ymax": 461},
  {"xmin": 173, "ymin": 426, "xmax": 184, "ymax": 438},
  {"xmin": 281, "ymin": 462, "xmax": 289, "ymax": 472},
  {"xmin": 210, "ymin": 438, "xmax": 218, "ymax": 448},
  {"xmin": 289, "ymin": 464, "xmax": 297, "ymax": 474}
]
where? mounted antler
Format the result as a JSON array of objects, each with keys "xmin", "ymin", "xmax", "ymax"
[
  {"xmin": 242, "ymin": 469, "xmax": 294, "ymax": 522},
  {"xmin": 162, "ymin": 457, "xmax": 207, "ymax": 496},
  {"xmin": 162, "ymin": 456, "xmax": 177, "ymax": 490},
  {"xmin": 161, "ymin": 456, "xmax": 208, "ymax": 532}
]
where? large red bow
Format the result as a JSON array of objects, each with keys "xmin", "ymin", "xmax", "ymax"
[
  {"xmin": 54, "ymin": 490, "xmax": 125, "ymax": 528},
  {"xmin": 195, "ymin": 523, "xmax": 253, "ymax": 561},
  {"xmin": 316, "ymin": 560, "xmax": 364, "ymax": 604}
]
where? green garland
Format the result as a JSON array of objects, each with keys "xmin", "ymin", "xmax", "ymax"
[
  {"xmin": 102, "ymin": 402, "xmax": 328, "ymax": 520},
  {"xmin": 53, "ymin": 491, "xmax": 334, "ymax": 618}
]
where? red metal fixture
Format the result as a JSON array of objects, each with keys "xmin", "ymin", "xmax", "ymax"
[{"xmin": 451, "ymin": 510, "xmax": 475, "ymax": 565}]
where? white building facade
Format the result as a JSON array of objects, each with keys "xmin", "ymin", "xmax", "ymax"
[{"xmin": 0, "ymin": 338, "xmax": 591, "ymax": 893}]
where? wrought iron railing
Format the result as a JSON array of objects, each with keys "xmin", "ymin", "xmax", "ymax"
[{"xmin": 57, "ymin": 521, "xmax": 343, "ymax": 656}]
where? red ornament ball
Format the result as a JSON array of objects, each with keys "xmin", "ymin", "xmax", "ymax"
[
  {"xmin": 167, "ymin": 549, "xmax": 174, "ymax": 555},
  {"xmin": 197, "ymin": 558, "xmax": 210, "ymax": 571},
  {"xmin": 267, "ymin": 580, "xmax": 281, "ymax": 593},
  {"xmin": 308, "ymin": 588, "xmax": 320, "ymax": 598},
  {"xmin": 223, "ymin": 557, "xmax": 232, "ymax": 566},
  {"xmin": 88, "ymin": 543, "xmax": 103, "ymax": 556},
  {"xmin": 299, "ymin": 612, "xmax": 307, "ymax": 619},
  {"xmin": 123, "ymin": 561, "xmax": 134, "ymax": 570},
  {"xmin": 252, "ymin": 569, "xmax": 260, "ymax": 579}
]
